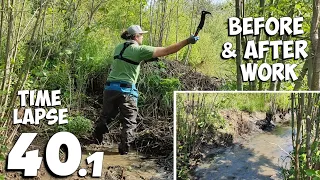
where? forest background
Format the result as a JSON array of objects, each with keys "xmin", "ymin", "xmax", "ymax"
[
  {"xmin": 0, "ymin": 0, "xmax": 233, "ymax": 178},
  {"xmin": 0, "ymin": 0, "xmax": 319, "ymax": 178}
]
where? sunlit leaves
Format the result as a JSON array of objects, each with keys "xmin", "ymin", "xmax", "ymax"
[{"xmin": 305, "ymin": 169, "xmax": 320, "ymax": 178}]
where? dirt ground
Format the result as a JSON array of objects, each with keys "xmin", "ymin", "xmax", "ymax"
[
  {"xmin": 219, "ymin": 109, "xmax": 291, "ymax": 137},
  {"xmin": 4, "ymin": 136, "xmax": 172, "ymax": 180}
]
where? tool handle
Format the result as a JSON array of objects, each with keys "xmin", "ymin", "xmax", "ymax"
[{"xmin": 194, "ymin": 28, "xmax": 200, "ymax": 36}]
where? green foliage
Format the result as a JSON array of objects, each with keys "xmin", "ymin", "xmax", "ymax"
[
  {"xmin": 244, "ymin": 0, "xmax": 313, "ymax": 90},
  {"xmin": 0, "ymin": 144, "xmax": 6, "ymax": 161},
  {"xmin": 305, "ymin": 169, "xmax": 320, "ymax": 178},
  {"xmin": 178, "ymin": 165, "xmax": 190, "ymax": 180},
  {"xmin": 285, "ymin": 141, "xmax": 320, "ymax": 179},
  {"xmin": 274, "ymin": 94, "xmax": 291, "ymax": 110},
  {"xmin": 176, "ymin": 93, "xmax": 227, "ymax": 179},
  {"xmin": 44, "ymin": 63, "xmax": 70, "ymax": 91},
  {"xmin": 159, "ymin": 78, "xmax": 181, "ymax": 106},
  {"xmin": 283, "ymin": 133, "xmax": 320, "ymax": 178},
  {"xmin": 77, "ymin": 29, "xmax": 114, "ymax": 71},
  {"xmin": 139, "ymin": 65, "xmax": 181, "ymax": 110},
  {"xmin": 204, "ymin": 93, "xmax": 290, "ymax": 113},
  {"xmin": 238, "ymin": 96, "xmax": 268, "ymax": 113},
  {"xmin": 301, "ymin": 167, "xmax": 320, "ymax": 180},
  {"xmin": 57, "ymin": 116, "xmax": 93, "ymax": 138},
  {"xmin": 0, "ymin": 128, "xmax": 7, "ymax": 179}
]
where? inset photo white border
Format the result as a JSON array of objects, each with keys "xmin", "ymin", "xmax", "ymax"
[{"xmin": 173, "ymin": 90, "xmax": 320, "ymax": 180}]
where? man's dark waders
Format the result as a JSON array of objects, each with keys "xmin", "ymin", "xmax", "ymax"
[{"xmin": 94, "ymin": 42, "xmax": 139, "ymax": 155}]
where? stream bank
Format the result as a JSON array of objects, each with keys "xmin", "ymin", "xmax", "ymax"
[
  {"xmin": 194, "ymin": 110, "xmax": 292, "ymax": 180},
  {"xmin": 5, "ymin": 138, "xmax": 172, "ymax": 180}
]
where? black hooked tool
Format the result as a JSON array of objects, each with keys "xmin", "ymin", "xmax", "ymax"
[{"xmin": 194, "ymin": 10, "xmax": 212, "ymax": 36}]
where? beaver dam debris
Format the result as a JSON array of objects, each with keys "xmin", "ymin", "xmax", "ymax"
[{"xmin": 143, "ymin": 60, "xmax": 224, "ymax": 91}]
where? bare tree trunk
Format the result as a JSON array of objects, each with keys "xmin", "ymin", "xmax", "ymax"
[
  {"xmin": 1, "ymin": 0, "xmax": 26, "ymax": 113},
  {"xmin": 251, "ymin": 0, "xmax": 264, "ymax": 91},
  {"xmin": 273, "ymin": 2, "xmax": 294, "ymax": 91},
  {"xmin": 140, "ymin": 0, "xmax": 142, "ymax": 26},
  {"xmin": 312, "ymin": 27, "xmax": 320, "ymax": 90},
  {"xmin": 314, "ymin": 104, "xmax": 320, "ymax": 170},
  {"xmin": 267, "ymin": 0, "xmax": 282, "ymax": 91},
  {"xmin": 0, "ymin": 0, "xmax": 15, "ymax": 107},
  {"xmin": 236, "ymin": 0, "xmax": 242, "ymax": 90},
  {"xmin": 184, "ymin": 0, "xmax": 195, "ymax": 65},
  {"xmin": 308, "ymin": 55, "xmax": 314, "ymax": 89},
  {"xmin": 188, "ymin": 93, "xmax": 195, "ymax": 152},
  {"xmin": 153, "ymin": 1, "xmax": 159, "ymax": 45},
  {"xmin": 295, "ymin": 93, "xmax": 304, "ymax": 180},
  {"xmin": 291, "ymin": 93, "xmax": 295, "ymax": 153},
  {"xmin": 175, "ymin": 0, "xmax": 179, "ymax": 60},
  {"xmin": 315, "ymin": 108, "xmax": 320, "ymax": 143},
  {"xmin": 306, "ymin": 94, "xmax": 312, "ymax": 175},
  {"xmin": 259, "ymin": 30, "xmax": 271, "ymax": 90},
  {"xmin": 149, "ymin": 0, "xmax": 154, "ymax": 45},
  {"xmin": 276, "ymin": 79, "xmax": 281, "ymax": 90},
  {"xmin": 164, "ymin": 7, "xmax": 172, "ymax": 46},
  {"xmin": 310, "ymin": 0, "xmax": 320, "ymax": 89},
  {"xmin": 4, "ymin": 0, "xmax": 44, "ymax": 123},
  {"xmin": 0, "ymin": 0, "xmax": 4, "ymax": 60},
  {"xmin": 294, "ymin": 58, "xmax": 309, "ymax": 90},
  {"xmin": 311, "ymin": 0, "xmax": 320, "ymax": 58},
  {"xmin": 158, "ymin": 0, "xmax": 166, "ymax": 46}
]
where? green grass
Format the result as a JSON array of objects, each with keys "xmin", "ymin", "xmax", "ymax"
[{"xmin": 177, "ymin": 93, "xmax": 291, "ymax": 113}]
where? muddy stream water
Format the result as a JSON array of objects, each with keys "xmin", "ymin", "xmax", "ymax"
[
  {"xmin": 39, "ymin": 145, "xmax": 170, "ymax": 180},
  {"xmin": 195, "ymin": 126, "xmax": 292, "ymax": 180}
]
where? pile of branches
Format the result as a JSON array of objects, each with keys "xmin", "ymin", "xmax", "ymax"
[
  {"xmin": 134, "ymin": 117, "xmax": 173, "ymax": 156},
  {"xmin": 154, "ymin": 60, "xmax": 223, "ymax": 90}
]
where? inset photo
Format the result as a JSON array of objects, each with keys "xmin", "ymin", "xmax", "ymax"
[{"xmin": 174, "ymin": 92, "xmax": 320, "ymax": 180}]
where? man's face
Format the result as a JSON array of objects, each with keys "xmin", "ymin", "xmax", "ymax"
[{"xmin": 135, "ymin": 34, "xmax": 143, "ymax": 45}]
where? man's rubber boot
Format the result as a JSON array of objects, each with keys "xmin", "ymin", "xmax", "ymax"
[
  {"xmin": 93, "ymin": 122, "xmax": 110, "ymax": 144},
  {"xmin": 93, "ymin": 128, "xmax": 104, "ymax": 144},
  {"xmin": 118, "ymin": 143, "xmax": 129, "ymax": 155}
]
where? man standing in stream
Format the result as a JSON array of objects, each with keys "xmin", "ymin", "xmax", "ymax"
[{"xmin": 93, "ymin": 25, "xmax": 199, "ymax": 155}]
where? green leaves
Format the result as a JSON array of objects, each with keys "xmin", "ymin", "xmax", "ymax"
[
  {"xmin": 295, "ymin": 3, "xmax": 302, "ymax": 9},
  {"xmin": 305, "ymin": 169, "xmax": 320, "ymax": 178},
  {"xmin": 0, "ymin": 153, "xmax": 4, "ymax": 161},
  {"xmin": 197, "ymin": 121, "xmax": 205, "ymax": 128},
  {"xmin": 300, "ymin": 153, "xmax": 307, "ymax": 162},
  {"xmin": 56, "ymin": 116, "xmax": 93, "ymax": 138},
  {"xmin": 0, "ymin": 135, "xmax": 6, "ymax": 180},
  {"xmin": 65, "ymin": 49, "xmax": 72, "ymax": 55}
]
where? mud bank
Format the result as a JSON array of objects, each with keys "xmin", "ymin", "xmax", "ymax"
[
  {"xmin": 5, "ymin": 141, "xmax": 172, "ymax": 180},
  {"xmin": 194, "ymin": 110, "xmax": 292, "ymax": 180},
  {"xmin": 219, "ymin": 110, "xmax": 291, "ymax": 137}
]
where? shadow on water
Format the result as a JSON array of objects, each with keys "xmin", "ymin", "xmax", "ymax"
[{"xmin": 195, "ymin": 126, "xmax": 292, "ymax": 180}]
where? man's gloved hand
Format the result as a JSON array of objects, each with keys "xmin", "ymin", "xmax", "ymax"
[{"xmin": 187, "ymin": 35, "xmax": 200, "ymax": 44}]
